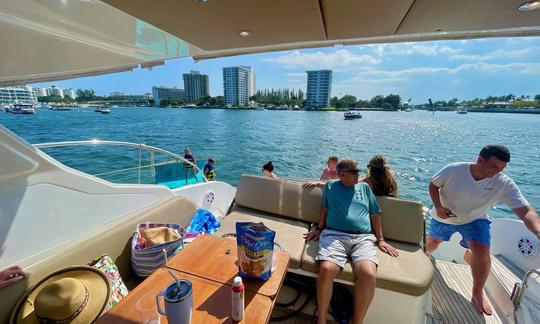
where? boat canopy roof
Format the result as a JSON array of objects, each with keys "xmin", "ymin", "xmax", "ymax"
[{"xmin": 1, "ymin": 0, "xmax": 540, "ymax": 86}]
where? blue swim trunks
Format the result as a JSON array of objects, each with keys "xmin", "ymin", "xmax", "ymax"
[{"xmin": 428, "ymin": 218, "xmax": 491, "ymax": 248}]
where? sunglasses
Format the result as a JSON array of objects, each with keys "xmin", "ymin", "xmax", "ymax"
[{"xmin": 343, "ymin": 169, "xmax": 360, "ymax": 175}]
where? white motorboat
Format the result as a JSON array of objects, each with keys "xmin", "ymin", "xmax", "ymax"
[
  {"xmin": 1, "ymin": 1, "xmax": 539, "ymax": 324},
  {"xmin": 457, "ymin": 107, "xmax": 469, "ymax": 114},
  {"xmin": 5, "ymin": 103, "xmax": 35, "ymax": 114},
  {"xmin": 344, "ymin": 111, "xmax": 362, "ymax": 119}
]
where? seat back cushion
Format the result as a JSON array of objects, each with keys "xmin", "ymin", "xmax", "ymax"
[
  {"xmin": 2, "ymin": 196, "xmax": 197, "ymax": 324},
  {"xmin": 235, "ymin": 174, "xmax": 322, "ymax": 224},
  {"xmin": 376, "ymin": 196, "xmax": 424, "ymax": 245}
]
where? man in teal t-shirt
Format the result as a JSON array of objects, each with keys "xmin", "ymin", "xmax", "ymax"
[{"xmin": 304, "ymin": 159, "xmax": 398, "ymax": 324}]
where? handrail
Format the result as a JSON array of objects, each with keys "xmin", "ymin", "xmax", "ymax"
[
  {"xmin": 514, "ymin": 269, "xmax": 540, "ymax": 311},
  {"xmin": 33, "ymin": 140, "xmax": 207, "ymax": 182}
]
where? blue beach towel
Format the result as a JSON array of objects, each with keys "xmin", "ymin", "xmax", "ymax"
[{"xmin": 187, "ymin": 209, "xmax": 221, "ymax": 234}]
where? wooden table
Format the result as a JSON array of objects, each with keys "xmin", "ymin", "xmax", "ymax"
[
  {"xmin": 98, "ymin": 235, "xmax": 290, "ymax": 324},
  {"xmin": 97, "ymin": 268, "xmax": 273, "ymax": 324},
  {"xmin": 166, "ymin": 235, "xmax": 290, "ymax": 299}
]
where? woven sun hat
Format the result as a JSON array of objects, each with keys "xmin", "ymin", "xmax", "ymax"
[{"xmin": 10, "ymin": 266, "xmax": 111, "ymax": 324}]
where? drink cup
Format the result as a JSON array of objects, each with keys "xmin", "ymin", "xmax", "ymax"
[
  {"xmin": 137, "ymin": 291, "xmax": 161, "ymax": 324},
  {"xmin": 156, "ymin": 280, "xmax": 193, "ymax": 324}
]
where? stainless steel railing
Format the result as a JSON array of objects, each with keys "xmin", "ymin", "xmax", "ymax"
[{"xmin": 33, "ymin": 140, "xmax": 207, "ymax": 184}]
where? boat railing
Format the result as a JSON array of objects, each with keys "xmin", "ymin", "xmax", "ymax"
[
  {"xmin": 33, "ymin": 140, "xmax": 207, "ymax": 184},
  {"xmin": 512, "ymin": 269, "xmax": 540, "ymax": 310}
]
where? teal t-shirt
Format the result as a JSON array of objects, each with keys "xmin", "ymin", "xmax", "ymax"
[{"xmin": 323, "ymin": 180, "xmax": 381, "ymax": 233}]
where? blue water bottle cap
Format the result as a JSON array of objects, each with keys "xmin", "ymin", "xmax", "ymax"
[{"xmin": 165, "ymin": 279, "xmax": 192, "ymax": 302}]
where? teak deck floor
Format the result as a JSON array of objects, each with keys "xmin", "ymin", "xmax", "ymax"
[{"xmin": 431, "ymin": 260, "xmax": 504, "ymax": 324}]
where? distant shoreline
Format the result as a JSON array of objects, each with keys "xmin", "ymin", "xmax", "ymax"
[{"xmin": 54, "ymin": 105, "xmax": 540, "ymax": 115}]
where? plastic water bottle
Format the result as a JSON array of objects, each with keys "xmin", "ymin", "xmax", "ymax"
[{"xmin": 231, "ymin": 276, "xmax": 244, "ymax": 321}]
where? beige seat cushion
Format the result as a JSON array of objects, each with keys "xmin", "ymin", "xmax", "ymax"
[
  {"xmin": 214, "ymin": 207, "xmax": 310, "ymax": 269},
  {"xmin": 235, "ymin": 174, "xmax": 323, "ymax": 224},
  {"xmin": 376, "ymin": 196, "xmax": 425, "ymax": 245},
  {"xmin": 301, "ymin": 239, "xmax": 434, "ymax": 296}
]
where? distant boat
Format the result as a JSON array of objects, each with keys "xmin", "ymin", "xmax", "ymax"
[
  {"xmin": 6, "ymin": 104, "xmax": 35, "ymax": 114},
  {"xmin": 344, "ymin": 111, "xmax": 362, "ymax": 119},
  {"xmin": 49, "ymin": 106, "xmax": 71, "ymax": 111},
  {"xmin": 404, "ymin": 108, "xmax": 413, "ymax": 112},
  {"xmin": 456, "ymin": 107, "xmax": 468, "ymax": 114},
  {"xmin": 93, "ymin": 106, "xmax": 111, "ymax": 113}
]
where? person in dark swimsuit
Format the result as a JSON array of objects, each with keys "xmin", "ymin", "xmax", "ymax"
[{"xmin": 184, "ymin": 147, "xmax": 199, "ymax": 183}]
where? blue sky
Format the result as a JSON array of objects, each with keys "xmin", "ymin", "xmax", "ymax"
[{"xmin": 33, "ymin": 37, "xmax": 540, "ymax": 104}]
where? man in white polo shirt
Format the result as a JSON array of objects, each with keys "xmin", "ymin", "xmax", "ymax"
[{"xmin": 427, "ymin": 144, "xmax": 540, "ymax": 315}]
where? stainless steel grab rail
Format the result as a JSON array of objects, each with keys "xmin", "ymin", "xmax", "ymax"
[{"xmin": 33, "ymin": 140, "xmax": 207, "ymax": 183}]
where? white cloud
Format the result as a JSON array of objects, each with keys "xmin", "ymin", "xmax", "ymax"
[
  {"xmin": 262, "ymin": 49, "xmax": 380, "ymax": 70},
  {"xmin": 439, "ymin": 47, "xmax": 461, "ymax": 54},
  {"xmin": 450, "ymin": 48, "xmax": 536, "ymax": 61},
  {"xmin": 366, "ymin": 43, "xmax": 461, "ymax": 57},
  {"xmin": 336, "ymin": 62, "xmax": 540, "ymax": 87}
]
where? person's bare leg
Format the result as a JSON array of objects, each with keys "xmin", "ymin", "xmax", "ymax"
[
  {"xmin": 426, "ymin": 235, "xmax": 444, "ymax": 255},
  {"xmin": 468, "ymin": 240, "xmax": 492, "ymax": 315},
  {"xmin": 352, "ymin": 261, "xmax": 377, "ymax": 324},
  {"xmin": 317, "ymin": 261, "xmax": 340, "ymax": 324}
]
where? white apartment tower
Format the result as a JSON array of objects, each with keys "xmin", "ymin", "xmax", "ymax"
[{"xmin": 49, "ymin": 85, "xmax": 64, "ymax": 98}]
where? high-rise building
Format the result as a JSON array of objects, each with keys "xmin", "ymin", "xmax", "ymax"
[
  {"xmin": 0, "ymin": 86, "xmax": 38, "ymax": 105},
  {"xmin": 32, "ymin": 87, "xmax": 48, "ymax": 98},
  {"xmin": 152, "ymin": 86, "xmax": 185, "ymax": 107},
  {"xmin": 223, "ymin": 66, "xmax": 252, "ymax": 106},
  {"xmin": 183, "ymin": 71, "xmax": 209, "ymax": 103},
  {"xmin": 64, "ymin": 88, "xmax": 77, "ymax": 99},
  {"xmin": 305, "ymin": 70, "xmax": 332, "ymax": 109},
  {"xmin": 49, "ymin": 85, "xmax": 64, "ymax": 98},
  {"xmin": 246, "ymin": 67, "xmax": 255, "ymax": 98}
]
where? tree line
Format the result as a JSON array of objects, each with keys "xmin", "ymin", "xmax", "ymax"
[
  {"xmin": 425, "ymin": 94, "xmax": 540, "ymax": 108},
  {"xmin": 330, "ymin": 94, "xmax": 402, "ymax": 110}
]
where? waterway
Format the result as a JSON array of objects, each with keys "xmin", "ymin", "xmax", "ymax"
[{"xmin": 1, "ymin": 107, "xmax": 538, "ymax": 219}]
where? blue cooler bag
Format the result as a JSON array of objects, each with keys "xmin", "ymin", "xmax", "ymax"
[
  {"xmin": 131, "ymin": 223, "xmax": 185, "ymax": 278},
  {"xmin": 236, "ymin": 222, "xmax": 276, "ymax": 281}
]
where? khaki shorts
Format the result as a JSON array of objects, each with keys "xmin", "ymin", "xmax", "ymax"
[{"xmin": 316, "ymin": 229, "xmax": 378, "ymax": 268}]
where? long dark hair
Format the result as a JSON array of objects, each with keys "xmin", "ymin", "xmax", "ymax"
[{"xmin": 367, "ymin": 155, "xmax": 398, "ymax": 197}]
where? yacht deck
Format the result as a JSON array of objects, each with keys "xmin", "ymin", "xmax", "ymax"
[
  {"xmin": 431, "ymin": 260, "xmax": 504, "ymax": 324},
  {"xmin": 270, "ymin": 257, "xmax": 523, "ymax": 324}
]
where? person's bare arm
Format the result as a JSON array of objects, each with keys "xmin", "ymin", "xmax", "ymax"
[
  {"xmin": 304, "ymin": 207, "xmax": 328, "ymax": 241},
  {"xmin": 513, "ymin": 205, "xmax": 540, "ymax": 240},
  {"xmin": 429, "ymin": 181, "xmax": 453, "ymax": 219},
  {"xmin": 303, "ymin": 181, "xmax": 325, "ymax": 189},
  {"xmin": 371, "ymin": 213, "xmax": 399, "ymax": 257}
]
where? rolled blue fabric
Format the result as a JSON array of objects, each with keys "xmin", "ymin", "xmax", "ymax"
[{"xmin": 187, "ymin": 209, "xmax": 221, "ymax": 234}]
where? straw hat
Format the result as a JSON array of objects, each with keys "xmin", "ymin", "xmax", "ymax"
[{"xmin": 11, "ymin": 266, "xmax": 111, "ymax": 324}]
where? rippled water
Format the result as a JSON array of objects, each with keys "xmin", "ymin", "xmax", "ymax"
[{"xmin": 2, "ymin": 107, "xmax": 539, "ymax": 219}]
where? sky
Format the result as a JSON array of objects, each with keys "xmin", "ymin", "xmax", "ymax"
[{"xmin": 33, "ymin": 37, "xmax": 540, "ymax": 104}]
